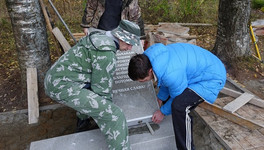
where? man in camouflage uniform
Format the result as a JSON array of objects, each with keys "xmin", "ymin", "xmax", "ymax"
[
  {"xmin": 44, "ymin": 20, "xmax": 140, "ymax": 150},
  {"xmin": 80, "ymin": 0, "xmax": 145, "ymax": 37}
]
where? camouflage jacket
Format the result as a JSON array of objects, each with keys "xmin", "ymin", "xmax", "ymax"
[
  {"xmin": 44, "ymin": 32, "xmax": 117, "ymax": 101},
  {"xmin": 81, "ymin": 0, "xmax": 145, "ymax": 36}
]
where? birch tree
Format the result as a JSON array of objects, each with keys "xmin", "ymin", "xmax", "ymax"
[{"xmin": 5, "ymin": 0, "xmax": 51, "ymax": 104}]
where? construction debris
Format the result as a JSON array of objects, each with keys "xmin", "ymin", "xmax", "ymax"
[
  {"xmin": 252, "ymin": 19, "xmax": 264, "ymax": 36},
  {"xmin": 71, "ymin": 22, "xmax": 199, "ymax": 49},
  {"xmin": 145, "ymin": 23, "xmax": 198, "ymax": 48}
]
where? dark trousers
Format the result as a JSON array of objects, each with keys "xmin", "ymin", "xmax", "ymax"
[{"xmin": 171, "ymin": 88, "xmax": 204, "ymax": 150}]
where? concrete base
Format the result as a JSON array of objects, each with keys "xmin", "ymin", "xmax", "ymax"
[{"xmin": 30, "ymin": 116, "xmax": 176, "ymax": 150}]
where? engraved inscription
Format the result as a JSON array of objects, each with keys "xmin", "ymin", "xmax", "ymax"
[
  {"xmin": 112, "ymin": 85, "xmax": 146, "ymax": 94},
  {"xmin": 112, "ymin": 47, "xmax": 158, "ymax": 126},
  {"xmin": 114, "ymin": 51, "xmax": 135, "ymax": 84}
]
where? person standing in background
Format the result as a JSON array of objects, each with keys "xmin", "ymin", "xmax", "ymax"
[
  {"xmin": 78, "ymin": 0, "xmax": 145, "ymax": 132},
  {"xmin": 81, "ymin": 0, "xmax": 145, "ymax": 38}
]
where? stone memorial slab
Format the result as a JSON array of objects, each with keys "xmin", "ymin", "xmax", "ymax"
[
  {"xmin": 30, "ymin": 116, "xmax": 176, "ymax": 150},
  {"xmin": 29, "ymin": 31, "xmax": 166, "ymax": 150},
  {"xmin": 83, "ymin": 28, "xmax": 159, "ymax": 126},
  {"xmin": 112, "ymin": 45, "xmax": 159, "ymax": 126}
]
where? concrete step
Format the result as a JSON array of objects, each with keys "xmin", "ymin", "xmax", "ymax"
[{"xmin": 30, "ymin": 116, "xmax": 176, "ymax": 150}]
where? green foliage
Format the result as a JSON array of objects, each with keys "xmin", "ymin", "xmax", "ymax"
[
  {"xmin": 177, "ymin": 0, "xmax": 203, "ymax": 22},
  {"xmin": 140, "ymin": 0, "xmax": 175, "ymax": 24},
  {"xmin": 82, "ymin": 0, "xmax": 87, "ymax": 9},
  {"xmin": 139, "ymin": 0, "xmax": 219, "ymax": 24},
  {"xmin": 252, "ymin": 0, "xmax": 264, "ymax": 9},
  {"xmin": 1, "ymin": 18, "xmax": 9, "ymax": 28}
]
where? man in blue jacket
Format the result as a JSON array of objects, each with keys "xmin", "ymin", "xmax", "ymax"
[{"xmin": 128, "ymin": 43, "xmax": 226, "ymax": 150}]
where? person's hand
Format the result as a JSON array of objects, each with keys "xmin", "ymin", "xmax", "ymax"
[
  {"xmin": 152, "ymin": 110, "xmax": 164, "ymax": 124},
  {"xmin": 157, "ymin": 98, "xmax": 163, "ymax": 108},
  {"xmin": 83, "ymin": 28, "xmax": 89, "ymax": 35},
  {"xmin": 140, "ymin": 39, "xmax": 145, "ymax": 47}
]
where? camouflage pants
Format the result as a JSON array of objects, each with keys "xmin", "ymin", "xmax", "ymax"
[{"xmin": 60, "ymin": 88, "xmax": 131, "ymax": 150}]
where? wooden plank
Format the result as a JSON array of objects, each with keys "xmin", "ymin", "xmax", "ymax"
[
  {"xmin": 220, "ymin": 87, "xmax": 264, "ymax": 108},
  {"xmin": 27, "ymin": 68, "xmax": 39, "ymax": 124},
  {"xmin": 199, "ymin": 102, "xmax": 264, "ymax": 131},
  {"xmin": 72, "ymin": 33, "xmax": 85, "ymax": 41},
  {"xmin": 223, "ymin": 92, "xmax": 254, "ymax": 113},
  {"xmin": 221, "ymin": 87, "xmax": 241, "ymax": 97},
  {"xmin": 146, "ymin": 32, "xmax": 155, "ymax": 48},
  {"xmin": 73, "ymin": 33, "xmax": 86, "ymax": 36},
  {"xmin": 159, "ymin": 22, "xmax": 213, "ymax": 26},
  {"xmin": 39, "ymin": 0, "xmax": 62, "ymax": 56},
  {"xmin": 71, "ymin": 33, "xmax": 85, "ymax": 41},
  {"xmin": 52, "ymin": 27, "xmax": 71, "ymax": 52},
  {"xmin": 252, "ymin": 25, "xmax": 264, "ymax": 28}
]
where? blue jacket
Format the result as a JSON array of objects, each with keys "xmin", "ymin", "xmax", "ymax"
[{"xmin": 144, "ymin": 43, "xmax": 226, "ymax": 115}]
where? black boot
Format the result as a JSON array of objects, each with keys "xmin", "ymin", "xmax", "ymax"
[{"xmin": 76, "ymin": 117, "xmax": 99, "ymax": 133}]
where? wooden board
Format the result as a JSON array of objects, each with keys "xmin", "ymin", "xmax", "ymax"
[
  {"xmin": 220, "ymin": 87, "xmax": 264, "ymax": 108},
  {"xmin": 158, "ymin": 22, "xmax": 213, "ymax": 26},
  {"xmin": 72, "ymin": 33, "xmax": 86, "ymax": 41},
  {"xmin": 195, "ymin": 106, "xmax": 264, "ymax": 149},
  {"xmin": 27, "ymin": 68, "xmax": 39, "ymax": 124},
  {"xmin": 199, "ymin": 102, "xmax": 264, "ymax": 132},
  {"xmin": 223, "ymin": 92, "xmax": 254, "ymax": 113},
  {"xmin": 147, "ymin": 32, "xmax": 155, "ymax": 47},
  {"xmin": 39, "ymin": 0, "xmax": 62, "ymax": 56},
  {"xmin": 52, "ymin": 27, "xmax": 71, "ymax": 52},
  {"xmin": 196, "ymin": 83, "xmax": 264, "ymax": 149}
]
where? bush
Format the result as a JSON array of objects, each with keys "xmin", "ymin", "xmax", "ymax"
[{"xmin": 252, "ymin": 0, "xmax": 264, "ymax": 9}]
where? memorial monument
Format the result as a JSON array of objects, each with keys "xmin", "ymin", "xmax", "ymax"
[{"xmin": 112, "ymin": 46, "xmax": 159, "ymax": 126}]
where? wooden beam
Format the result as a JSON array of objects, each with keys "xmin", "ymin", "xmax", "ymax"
[
  {"xmin": 71, "ymin": 33, "xmax": 86, "ymax": 42},
  {"xmin": 52, "ymin": 27, "xmax": 71, "ymax": 52},
  {"xmin": 158, "ymin": 22, "xmax": 213, "ymax": 26},
  {"xmin": 199, "ymin": 102, "xmax": 264, "ymax": 131},
  {"xmin": 73, "ymin": 33, "xmax": 86, "ymax": 36},
  {"xmin": 39, "ymin": 0, "xmax": 62, "ymax": 56},
  {"xmin": 146, "ymin": 32, "xmax": 155, "ymax": 48},
  {"xmin": 223, "ymin": 92, "xmax": 254, "ymax": 113},
  {"xmin": 220, "ymin": 87, "xmax": 264, "ymax": 108},
  {"xmin": 27, "ymin": 68, "xmax": 39, "ymax": 124},
  {"xmin": 252, "ymin": 25, "xmax": 264, "ymax": 28}
]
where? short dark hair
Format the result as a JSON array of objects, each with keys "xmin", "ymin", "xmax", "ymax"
[{"xmin": 128, "ymin": 54, "xmax": 152, "ymax": 81}]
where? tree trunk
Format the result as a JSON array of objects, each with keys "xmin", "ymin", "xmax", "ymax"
[
  {"xmin": 213, "ymin": 0, "xmax": 251, "ymax": 63},
  {"xmin": 5, "ymin": 0, "xmax": 51, "ymax": 105}
]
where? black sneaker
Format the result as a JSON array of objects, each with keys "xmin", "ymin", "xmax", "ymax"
[{"xmin": 76, "ymin": 117, "xmax": 99, "ymax": 133}]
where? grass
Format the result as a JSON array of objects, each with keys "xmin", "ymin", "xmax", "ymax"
[
  {"xmin": 139, "ymin": 0, "xmax": 219, "ymax": 24},
  {"xmin": 0, "ymin": 17, "xmax": 17, "ymax": 79}
]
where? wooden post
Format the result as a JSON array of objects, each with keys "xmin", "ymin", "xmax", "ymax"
[
  {"xmin": 27, "ymin": 68, "xmax": 39, "ymax": 124},
  {"xmin": 39, "ymin": 0, "xmax": 62, "ymax": 56}
]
